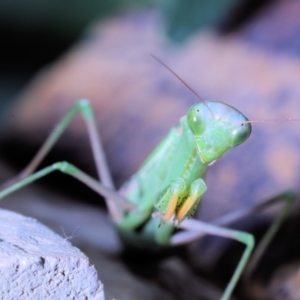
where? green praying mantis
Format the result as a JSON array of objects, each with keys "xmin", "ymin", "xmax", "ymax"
[{"xmin": 0, "ymin": 57, "xmax": 297, "ymax": 300}]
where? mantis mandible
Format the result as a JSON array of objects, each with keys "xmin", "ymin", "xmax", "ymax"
[{"xmin": 0, "ymin": 57, "xmax": 296, "ymax": 300}]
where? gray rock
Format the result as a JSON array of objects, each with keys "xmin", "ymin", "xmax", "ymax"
[{"xmin": 0, "ymin": 208, "xmax": 104, "ymax": 300}]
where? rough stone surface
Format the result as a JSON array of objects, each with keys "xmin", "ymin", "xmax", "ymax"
[{"xmin": 0, "ymin": 208, "xmax": 104, "ymax": 300}]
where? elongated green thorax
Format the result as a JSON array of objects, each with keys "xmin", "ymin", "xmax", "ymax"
[
  {"xmin": 187, "ymin": 101, "xmax": 252, "ymax": 164},
  {"xmin": 117, "ymin": 100, "xmax": 252, "ymax": 248}
]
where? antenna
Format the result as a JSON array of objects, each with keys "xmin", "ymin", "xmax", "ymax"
[
  {"xmin": 235, "ymin": 118, "xmax": 300, "ymax": 126},
  {"xmin": 151, "ymin": 54, "xmax": 215, "ymax": 119}
]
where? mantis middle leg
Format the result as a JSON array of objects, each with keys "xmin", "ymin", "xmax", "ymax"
[
  {"xmin": 172, "ymin": 218, "xmax": 254, "ymax": 300},
  {"xmin": 0, "ymin": 99, "xmax": 122, "ymax": 221},
  {"xmin": 172, "ymin": 191, "xmax": 296, "ymax": 279}
]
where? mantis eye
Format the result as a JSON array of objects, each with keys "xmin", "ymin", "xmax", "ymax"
[
  {"xmin": 187, "ymin": 106, "xmax": 206, "ymax": 135},
  {"xmin": 231, "ymin": 122, "xmax": 252, "ymax": 147}
]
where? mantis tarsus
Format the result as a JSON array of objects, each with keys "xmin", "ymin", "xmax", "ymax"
[{"xmin": 0, "ymin": 60, "xmax": 297, "ymax": 300}]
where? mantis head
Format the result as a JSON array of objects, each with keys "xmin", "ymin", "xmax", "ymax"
[{"xmin": 187, "ymin": 101, "xmax": 252, "ymax": 164}]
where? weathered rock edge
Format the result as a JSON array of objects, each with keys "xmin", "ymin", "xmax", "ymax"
[{"xmin": 0, "ymin": 208, "xmax": 104, "ymax": 299}]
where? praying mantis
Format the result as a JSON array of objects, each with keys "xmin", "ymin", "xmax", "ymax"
[{"xmin": 0, "ymin": 58, "xmax": 297, "ymax": 300}]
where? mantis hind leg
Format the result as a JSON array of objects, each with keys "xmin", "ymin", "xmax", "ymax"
[
  {"xmin": 170, "ymin": 191, "xmax": 296, "ymax": 298},
  {"xmin": 0, "ymin": 161, "xmax": 134, "ymax": 222},
  {"xmin": 212, "ymin": 191, "xmax": 296, "ymax": 279},
  {"xmin": 0, "ymin": 99, "xmax": 122, "ymax": 220},
  {"xmin": 171, "ymin": 219, "xmax": 254, "ymax": 300}
]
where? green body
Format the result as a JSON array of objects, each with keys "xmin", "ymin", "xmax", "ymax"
[
  {"xmin": 117, "ymin": 100, "xmax": 251, "ymax": 249},
  {"xmin": 117, "ymin": 119, "xmax": 208, "ymax": 249}
]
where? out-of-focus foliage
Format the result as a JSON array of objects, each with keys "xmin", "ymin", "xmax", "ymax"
[
  {"xmin": 155, "ymin": 0, "xmax": 240, "ymax": 42},
  {"xmin": 0, "ymin": 0, "xmax": 148, "ymax": 40},
  {"xmin": 0, "ymin": 0, "xmax": 243, "ymax": 42},
  {"xmin": 0, "ymin": 0, "xmax": 150, "ymax": 116},
  {"xmin": 0, "ymin": 0, "xmax": 248, "ymax": 116}
]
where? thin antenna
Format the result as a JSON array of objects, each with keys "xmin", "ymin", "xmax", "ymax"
[
  {"xmin": 235, "ymin": 118, "xmax": 300, "ymax": 126},
  {"xmin": 151, "ymin": 54, "xmax": 215, "ymax": 119}
]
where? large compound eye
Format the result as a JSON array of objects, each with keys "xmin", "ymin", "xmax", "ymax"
[
  {"xmin": 231, "ymin": 122, "xmax": 252, "ymax": 147},
  {"xmin": 187, "ymin": 105, "xmax": 206, "ymax": 135}
]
